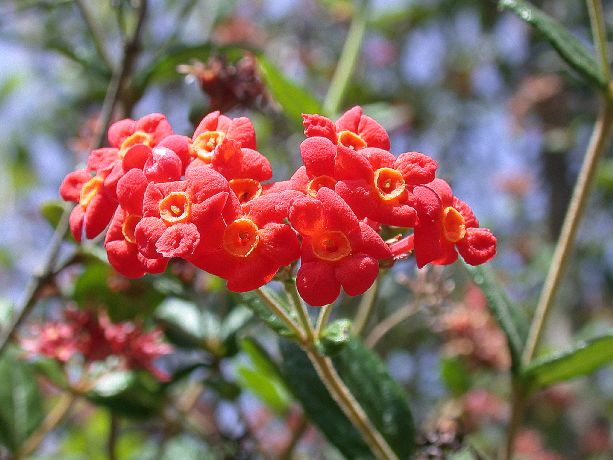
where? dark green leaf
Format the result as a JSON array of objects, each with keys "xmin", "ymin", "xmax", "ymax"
[
  {"xmin": 463, "ymin": 262, "xmax": 528, "ymax": 372},
  {"xmin": 0, "ymin": 347, "xmax": 44, "ymax": 452},
  {"xmin": 237, "ymin": 289, "xmax": 297, "ymax": 338},
  {"xmin": 522, "ymin": 331, "xmax": 613, "ymax": 390},
  {"xmin": 281, "ymin": 337, "xmax": 415, "ymax": 459},
  {"xmin": 256, "ymin": 56, "xmax": 321, "ymax": 126},
  {"xmin": 499, "ymin": 0, "xmax": 607, "ymax": 90},
  {"xmin": 316, "ymin": 318, "xmax": 352, "ymax": 356},
  {"xmin": 87, "ymin": 371, "xmax": 163, "ymax": 418},
  {"xmin": 72, "ymin": 262, "xmax": 163, "ymax": 321}
]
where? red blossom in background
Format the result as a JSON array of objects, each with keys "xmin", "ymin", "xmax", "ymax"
[{"xmin": 21, "ymin": 308, "xmax": 172, "ymax": 381}]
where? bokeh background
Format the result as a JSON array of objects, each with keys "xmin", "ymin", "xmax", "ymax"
[{"xmin": 1, "ymin": 0, "xmax": 612, "ymax": 458}]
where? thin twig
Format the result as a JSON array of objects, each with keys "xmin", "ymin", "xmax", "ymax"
[
  {"xmin": 0, "ymin": 0, "xmax": 149, "ymax": 357},
  {"xmin": 107, "ymin": 413, "xmax": 119, "ymax": 460},
  {"xmin": 255, "ymin": 288, "xmax": 306, "ymax": 343},
  {"xmin": 352, "ymin": 275, "xmax": 380, "ymax": 336},
  {"xmin": 279, "ymin": 413, "xmax": 309, "ymax": 460},
  {"xmin": 522, "ymin": 102, "xmax": 613, "ymax": 366},
  {"xmin": 587, "ymin": 0, "xmax": 611, "ymax": 83},
  {"xmin": 365, "ymin": 300, "xmax": 421, "ymax": 348},
  {"xmin": 74, "ymin": 0, "xmax": 115, "ymax": 71},
  {"xmin": 321, "ymin": 0, "xmax": 368, "ymax": 116},
  {"xmin": 16, "ymin": 393, "xmax": 77, "ymax": 458},
  {"xmin": 315, "ymin": 304, "xmax": 333, "ymax": 337}
]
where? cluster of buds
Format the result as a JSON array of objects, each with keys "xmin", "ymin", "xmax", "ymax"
[
  {"xmin": 60, "ymin": 106, "xmax": 496, "ymax": 306},
  {"xmin": 21, "ymin": 308, "xmax": 172, "ymax": 381}
]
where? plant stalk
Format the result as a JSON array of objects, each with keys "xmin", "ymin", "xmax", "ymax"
[
  {"xmin": 587, "ymin": 0, "xmax": 611, "ymax": 84},
  {"xmin": 321, "ymin": 1, "xmax": 368, "ymax": 116},
  {"xmin": 284, "ymin": 281, "xmax": 399, "ymax": 460},
  {"xmin": 522, "ymin": 93, "xmax": 613, "ymax": 367}
]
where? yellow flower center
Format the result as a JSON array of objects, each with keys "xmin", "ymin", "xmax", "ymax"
[
  {"xmin": 159, "ymin": 192, "xmax": 191, "ymax": 225},
  {"xmin": 442, "ymin": 206, "xmax": 466, "ymax": 243},
  {"xmin": 119, "ymin": 131, "xmax": 152, "ymax": 158},
  {"xmin": 121, "ymin": 214, "xmax": 141, "ymax": 244},
  {"xmin": 223, "ymin": 218, "xmax": 260, "ymax": 257},
  {"xmin": 306, "ymin": 175, "xmax": 337, "ymax": 197},
  {"xmin": 79, "ymin": 176, "xmax": 103, "ymax": 210},
  {"xmin": 373, "ymin": 167, "xmax": 405, "ymax": 202},
  {"xmin": 191, "ymin": 131, "xmax": 226, "ymax": 163},
  {"xmin": 229, "ymin": 179, "xmax": 262, "ymax": 204},
  {"xmin": 337, "ymin": 130, "xmax": 367, "ymax": 150},
  {"xmin": 312, "ymin": 230, "xmax": 351, "ymax": 262}
]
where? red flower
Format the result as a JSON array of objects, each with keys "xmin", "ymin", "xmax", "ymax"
[
  {"xmin": 334, "ymin": 146, "xmax": 437, "ymax": 227},
  {"xmin": 105, "ymin": 207, "xmax": 168, "ymax": 278},
  {"xmin": 289, "ymin": 188, "xmax": 391, "ymax": 306},
  {"xmin": 303, "ymin": 105, "xmax": 390, "ymax": 151},
  {"xmin": 189, "ymin": 110, "xmax": 256, "ymax": 164},
  {"xmin": 191, "ymin": 190, "xmax": 302, "ymax": 292},
  {"xmin": 412, "ymin": 179, "xmax": 496, "ymax": 267},
  {"xmin": 60, "ymin": 169, "xmax": 117, "ymax": 241},
  {"xmin": 108, "ymin": 113, "xmax": 174, "ymax": 157},
  {"xmin": 134, "ymin": 167, "xmax": 231, "ymax": 260}
]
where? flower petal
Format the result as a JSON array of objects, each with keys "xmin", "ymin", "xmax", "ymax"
[
  {"xmin": 335, "ymin": 254, "xmax": 379, "ymax": 296},
  {"xmin": 297, "ymin": 262, "xmax": 341, "ymax": 306},
  {"xmin": 300, "ymin": 137, "xmax": 337, "ymax": 178}
]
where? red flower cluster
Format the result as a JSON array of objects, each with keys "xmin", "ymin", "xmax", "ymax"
[
  {"xmin": 60, "ymin": 107, "xmax": 496, "ymax": 306},
  {"xmin": 21, "ymin": 308, "xmax": 172, "ymax": 381}
]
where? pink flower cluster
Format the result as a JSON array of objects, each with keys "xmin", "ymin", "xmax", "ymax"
[{"xmin": 22, "ymin": 308, "xmax": 172, "ymax": 381}]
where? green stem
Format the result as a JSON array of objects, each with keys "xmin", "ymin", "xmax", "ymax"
[
  {"xmin": 352, "ymin": 275, "xmax": 380, "ymax": 336},
  {"xmin": 522, "ymin": 99, "xmax": 613, "ymax": 366},
  {"xmin": 587, "ymin": 0, "xmax": 611, "ymax": 84},
  {"xmin": 284, "ymin": 281, "xmax": 398, "ymax": 460},
  {"xmin": 315, "ymin": 304, "xmax": 333, "ymax": 336},
  {"xmin": 321, "ymin": 1, "xmax": 368, "ymax": 116},
  {"xmin": 74, "ymin": 0, "xmax": 114, "ymax": 71},
  {"xmin": 502, "ymin": 380, "xmax": 527, "ymax": 460},
  {"xmin": 255, "ymin": 288, "xmax": 306, "ymax": 343}
]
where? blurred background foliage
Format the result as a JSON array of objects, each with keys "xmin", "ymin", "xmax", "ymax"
[{"xmin": 0, "ymin": 0, "xmax": 612, "ymax": 458}]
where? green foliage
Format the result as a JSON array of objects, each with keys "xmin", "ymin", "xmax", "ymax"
[
  {"xmin": 72, "ymin": 262, "xmax": 163, "ymax": 321},
  {"xmin": 0, "ymin": 347, "xmax": 44, "ymax": 453},
  {"xmin": 463, "ymin": 262, "xmax": 528, "ymax": 372},
  {"xmin": 238, "ymin": 289, "xmax": 298, "ymax": 338},
  {"xmin": 155, "ymin": 297, "xmax": 252, "ymax": 356},
  {"xmin": 236, "ymin": 338, "xmax": 291, "ymax": 414},
  {"xmin": 522, "ymin": 331, "xmax": 613, "ymax": 391},
  {"xmin": 499, "ymin": 0, "xmax": 608, "ymax": 90},
  {"xmin": 86, "ymin": 371, "xmax": 164, "ymax": 418},
  {"xmin": 256, "ymin": 55, "xmax": 322, "ymax": 126},
  {"xmin": 440, "ymin": 356, "xmax": 470, "ymax": 397},
  {"xmin": 281, "ymin": 337, "xmax": 415, "ymax": 459},
  {"xmin": 316, "ymin": 318, "xmax": 352, "ymax": 356}
]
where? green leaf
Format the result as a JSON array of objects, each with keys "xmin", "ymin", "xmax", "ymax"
[
  {"xmin": 499, "ymin": 0, "xmax": 607, "ymax": 90},
  {"xmin": 463, "ymin": 262, "xmax": 528, "ymax": 372},
  {"xmin": 256, "ymin": 56, "xmax": 321, "ymax": 126},
  {"xmin": 236, "ymin": 338, "xmax": 291, "ymax": 413},
  {"xmin": 440, "ymin": 356, "xmax": 470, "ymax": 397},
  {"xmin": 316, "ymin": 318, "xmax": 352, "ymax": 356},
  {"xmin": 281, "ymin": 337, "xmax": 415, "ymax": 459},
  {"xmin": 31, "ymin": 358, "xmax": 69, "ymax": 390},
  {"xmin": 0, "ymin": 347, "xmax": 44, "ymax": 452},
  {"xmin": 522, "ymin": 331, "xmax": 613, "ymax": 390},
  {"xmin": 72, "ymin": 262, "xmax": 163, "ymax": 321},
  {"xmin": 237, "ymin": 289, "xmax": 297, "ymax": 338},
  {"xmin": 155, "ymin": 297, "xmax": 223, "ymax": 352},
  {"xmin": 87, "ymin": 371, "xmax": 163, "ymax": 418}
]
